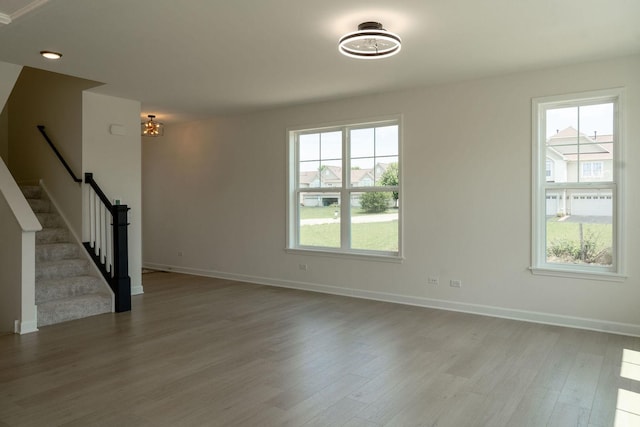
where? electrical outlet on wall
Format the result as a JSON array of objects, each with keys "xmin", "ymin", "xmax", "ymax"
[
  {"xmin": 450, "ymin": 279, "xmax": 462, "ymax": 288},
  {"xmin": 428, "ymin": 277, "xmax": 439, "ymax": 285}
]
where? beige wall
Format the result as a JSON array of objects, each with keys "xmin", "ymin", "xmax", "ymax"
[
  {"xmin": 0, "ymin": 61, "xmax": 22, "ymax": 162},
  {"xmin": 143, "ymin": 55, "xmax": 640, "ymax": 333},
  {"xmin": 7, "ymin": 67, "xmax": 100, "ymax": 237},
  {"xmin": 82, "ymin": 92, "xmax": 143, "ymax": 294}
]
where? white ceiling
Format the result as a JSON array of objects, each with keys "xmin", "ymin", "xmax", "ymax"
[{"xmin": 0, "ymin": 0, "xmax": 639, "ymax": 122}]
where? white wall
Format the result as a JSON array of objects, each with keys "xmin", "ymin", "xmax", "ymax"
[
  {"xmin": 143, "ymin": 55, "xmax": 640, "ymax": 335},
  {"xmin": 7, "ymin": 67, "xmax": 100, "ymax": 237},
  {"xmin": 82, "ymin": 92, "xmax": 143, "ymax": 294},
  {"xmin": 0, "ymin": 158, "xmax": 41, "ymax": 334}
]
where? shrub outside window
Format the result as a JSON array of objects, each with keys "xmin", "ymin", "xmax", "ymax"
[
  {"xmin": 287, "ymin": 118, "xmax": 401, "ymax": 259},
  {"xmin": 531, "ymin": 89, "xmax": 623, "ymax": 279}
]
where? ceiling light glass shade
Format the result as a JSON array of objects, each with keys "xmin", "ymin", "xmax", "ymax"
[
  {"xmin": 40, "ymin": 50, "xmax": 62, "ymax": 59},
  {"xmin": 141, "ymin": 115, "xmax": 164, "ymax": 137},
  {"xmin": 338, "ymin": 22, "xmax": 401, "ymax": 59}
]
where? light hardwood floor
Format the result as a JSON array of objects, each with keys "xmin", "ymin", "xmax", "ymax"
[{"xmin": 1, "ymin": 272, "xmax": 639, "ymax": 426}]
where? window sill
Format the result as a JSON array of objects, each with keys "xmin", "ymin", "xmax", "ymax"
[
  {"xmin": 529, "ymin": 266, "xmax": 626, "ymax": 282},
  {"xmin": 285, "ymin": 247, "xmax": 404, "ymax": 263}
]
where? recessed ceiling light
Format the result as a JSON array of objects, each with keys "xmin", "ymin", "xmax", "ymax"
[
  {"xmin": 40, "ymin": 50, "xmax": 62, "ymax": 60},
  {"xmin": 339, "ymin": 22, "xmax": 401, "ymax": 59}
]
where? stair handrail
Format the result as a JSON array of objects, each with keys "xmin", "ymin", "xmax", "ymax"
[
  {"xmin": 84, "ymin": 172, "xmax": 131, "ymax": 313},
  {"xmin": 35, "ymin": 125, "xmax": 131, "ymax": 312},
  {"xmin": 36, "ymin": 125, "xmax": 83, "ymax": 183}
]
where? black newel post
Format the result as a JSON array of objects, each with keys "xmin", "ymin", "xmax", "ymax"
[{"xmin": 112, "ymin": 204, "xmax": 131, "ymax": 312}]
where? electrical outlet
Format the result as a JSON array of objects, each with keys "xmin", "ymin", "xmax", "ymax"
[
  {"xmin": 428, "ymin": 277, "xmax": 439, "ymax": 285},
  {"xmin": 177, "ymin": 251, "xmax": 183, "ymax": 257},
  {"xmin": 450, "ymin": 279, "xmax": 462, "ymax": 288},
  {"xmin": 298, "ymin": 264, "xmax": 308, "ymax": 271}
]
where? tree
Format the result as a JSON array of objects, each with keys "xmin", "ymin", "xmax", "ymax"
[
  {"xmin": 360, "ymin": 191, "xmax": 391, "ymax": 213},
  {"xmin": 379, "ymin": 162, "xmax": 399, "ymax": 203}
]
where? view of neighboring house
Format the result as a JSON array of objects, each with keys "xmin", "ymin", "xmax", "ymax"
[
  {"xmin": 545, "ymin": 126, "xmax": 613, "ymax": 216},
  {"xmin": 299, "ymin": 163, "xmax": 389, "ymax": 207}
]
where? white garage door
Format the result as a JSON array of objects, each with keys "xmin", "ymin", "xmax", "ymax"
[
  {"xmin": 570, "ymin": 193, "xmax": 612, "ymax": 216},
  {"xmin": 545, "ymin": 194, "xmax": 560, "ymax": 216}
]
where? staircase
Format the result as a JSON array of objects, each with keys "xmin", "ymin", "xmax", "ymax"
[{"xmin": 21, "ymin": 185, "xmax": 112, "ymax": 327}]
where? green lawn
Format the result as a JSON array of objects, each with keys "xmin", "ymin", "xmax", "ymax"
[
  {"xmin": 546, "ymin": 218, "xmax": 612, "ymax": 264},
  {"xmin": 298, "ymin": 214, "xmax": 610, "ymax": 260},
  {"xmin": 300, "ymin": 206, "xmax": 394, "ymax": 220},
  {"xmin": 300, "ymin": 221, "xmax": 398, "ymax": 251}
]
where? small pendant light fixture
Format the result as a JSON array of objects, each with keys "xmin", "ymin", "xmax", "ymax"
[
  {"xmin": 338, "ymin": 22, "xmax": 401, "ymax": 59},
  {"xmin": 141, "ymin": 115, "xmax": 164, "ymax": 137}
]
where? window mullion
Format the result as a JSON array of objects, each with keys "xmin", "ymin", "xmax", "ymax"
[{"xmin": 341, "ymin": 126, "xmax": 350, "ymax": 250}]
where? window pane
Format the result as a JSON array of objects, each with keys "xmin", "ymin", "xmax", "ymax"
[
  {"xmin": 579, "ymin": 103, "xmax": 614, "ymax": 183},
  {"xmin": 351, "ymin": 128, "xmax": 374, "ymax": 158},
  {"xmin": 545, "ymin": 189, "xmax": 613, "ymax": 267},
  {"xmin": 299, "ymin": 133, "xmax": 319, "ymax": 161},
  {"xmin": 351, "ymin": 125, "xmax": 399, "ymax": 186},
  {"xmin": 299, "ymin": 193, "xmax": 340, "ymax": 248},
  {"xmin": 546, "ymin": 107, "xmax": 578, "ymax": 141},
  {"xmin": 351, "ymin": 160, "xmax": 375, "ymax": 187},
  {"xmin": 299, "ymin": 161, "xmax": 320, "ymax": 188},
  {"xmin": 351, "ymin": 192, "xmax": 398, "ymax": 252},
  {"xmin": 351, "ymin": 157, "xmax": 374, "ymax": 171},
  {"xmin": 320, "ymin": 131, "xmax": 342, "ymax": 160},
  {"xmin": 318, "ymin": 160, "xmax": 342, "ymax": 188},
  {"xmin": 375, "ymin": 158, "xmax": 399, "ymax": 185},
  {"xmin": 545, "ymin": 103, "xmax": 614, "ymax": 184},
  {"xmin": 579, "ymin": 103, "xmax": 613, "ymax": 139},
  {"xmin": 375, "ymin": 125, "xmax": 399, "ymax": 156}
]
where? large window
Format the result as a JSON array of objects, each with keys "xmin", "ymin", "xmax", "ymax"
[
  {"xmin": 287, "ymin": 118, "xmax": 401, "ymax": 258},
  {"xmin": 532, "ymin": 89, "xmax": 623, "ymax": 279}
]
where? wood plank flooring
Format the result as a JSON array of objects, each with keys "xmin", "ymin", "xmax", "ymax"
[{"xmin": 1, "ymin": 271, "xmax": 639, "ymax": 426}]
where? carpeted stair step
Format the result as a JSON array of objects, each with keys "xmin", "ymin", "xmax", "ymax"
[
  {"xmin": 20, "ymin": 185, "xmax": 42, "ymax": 199},
  {"xmin": 36, "ymin": 243, "xmax": 80, "ymax": 262},
  {"xmin": 36, "ymin": 259, "xmax": 90, "ymax": 281},
  {"xmin": 37, "ymin": 293, "xmax": 112, "ymax": 327},
  {"xmin": 27, "ymin": 198, "xmax": 50, "ymax": 213},
  {"xmin": 36, "ymin": 227, "xmax": 69, "ymax": 244},
  {"xmin": 20, "ymin": 183, "xmax": 114, "ymax": 327},
  {"xmin": 35, "ymin": 212, "xmax": 65, "ymax": 228},
  {"xmin": 36, "ymin": 275, "xmax": 106, "ymax": 304}
]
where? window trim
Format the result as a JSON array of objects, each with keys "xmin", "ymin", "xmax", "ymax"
[
  {"xmin": 286, "ymin": 115, "xmax": 403, "ymax": 260},
  {"xmin": 531, "ymin": 88, "xmax": 625, "ymax": 280}
]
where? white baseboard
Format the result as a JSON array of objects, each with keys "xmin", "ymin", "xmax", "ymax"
[
  {"xmin": 131, "ymin": 285, "xmax": 144, "ymax": 295},
  {"xmin": 16, "ymin": 319, "xmax": 38, "ymax": 335},
  {"xmin": 143, "ymin": 262, "xmax": 640, "ymax": 337}
]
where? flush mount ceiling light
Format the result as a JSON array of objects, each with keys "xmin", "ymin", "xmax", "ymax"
[
  {"xmin": 141, "ymin": 115, "xmax": 164, "ymax": 137},
  {"xmin": 338, "ymin": 22, "xmax": 401, "ymax": 59},
  {"xmin": 40, "ymin": 50, "xmax": 62, "ymax": 59}
]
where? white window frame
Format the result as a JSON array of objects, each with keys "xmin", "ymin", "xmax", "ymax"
[
  {"xmin": 531, "ymin": 88, "xmax": 625, "ymax": 281},
  {"xmin": 286, "ymin": 116, "xmax": 403, "ymax": 261}
]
